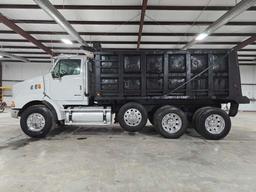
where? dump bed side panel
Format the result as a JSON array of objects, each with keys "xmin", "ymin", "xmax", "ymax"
[{"xmin": 94, "ymin": 49, "xmax": 246, "ymax": 104}]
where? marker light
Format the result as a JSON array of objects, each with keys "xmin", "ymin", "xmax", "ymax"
[
  {"xmin": 195, "ymin": 33, "xmax": 208, "ymax": 41},
  {"xmin": 61, "ymin": 39, "xmax": 73, "ymax": 45}
]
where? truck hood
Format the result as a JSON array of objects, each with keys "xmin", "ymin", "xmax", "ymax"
[{"xmin": 12, "ymin": 76, "xmax": 45, "ymax": 108}]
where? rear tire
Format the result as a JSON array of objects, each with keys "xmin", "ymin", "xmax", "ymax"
[
  {"xmin": 20, "ymin": 105, "xmax": 54, "ymax": 138},
  {"xmin": 196, "ymin": 107, "xmax": 231, "ymax": 140},
  {"xmin": 154, "ymin": 106, "xmax": 188, "ymax": 139},
  {"xmin": 118, "ymin": 102, "xmax": 147, "ymax": 132},
  {"xmin": 192, "ymin": 106, "xmax": 212, "ymax": 130},
  {"xmin": 153, "ymin": 105, "xmax": 172, "ymax": 132}
]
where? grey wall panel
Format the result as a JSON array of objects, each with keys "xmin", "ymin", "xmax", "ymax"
[
  {"xmin": 2, "ymin": 61, "xmax": 52, "ymax": 105},
  {"xmin": 240, "ymin": 65, "xmax": 256, "ymax": 111}
]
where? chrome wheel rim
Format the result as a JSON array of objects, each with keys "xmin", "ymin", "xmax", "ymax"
[
  {"xmin": 26, "ymin": 113, "xmax": 46, "ymax": 132},
  {"xmin": 205, "ymin": 114, "xmax": 225, "ymax": 134},
  {"xmin": 161, "ymin": 113, "xmax": 182, "ymax": 134},
  {"xmin": 124, "ymin": 108, "xmax": 142, "ymax": 126}
]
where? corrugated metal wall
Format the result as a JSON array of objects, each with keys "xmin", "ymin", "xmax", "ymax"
[
  {"xmin": 1, "ymin": 61, "xmax": 256, "ymax": 111},
  {"xmin": 2, "ymin": 62, "xmax": 52, "ymax": 105},
  {"xmin": 239, "ymin": 65, "xmax": 256, "ymax": 111}
]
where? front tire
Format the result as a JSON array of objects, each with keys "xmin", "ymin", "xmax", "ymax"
[
  {"xmin": 118, "ymin": 102, "xmax": 147, "ymax": 132},
  {"xmin": 20, "ymin": 105, "xmax": 54, "ymax": 138}
]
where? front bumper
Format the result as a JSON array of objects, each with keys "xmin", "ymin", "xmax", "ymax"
[{"xmin": 11, "ymin": 109, "xmax": 19, "ymax": 118}]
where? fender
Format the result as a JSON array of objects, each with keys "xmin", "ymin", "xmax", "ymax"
[
  {"xmin": 18, "ymin": 98, "xmax": 65, "ymax": 121},
  {"xmin": 43, "ymin": 96, "xmax": 65, "ymax": 120}
]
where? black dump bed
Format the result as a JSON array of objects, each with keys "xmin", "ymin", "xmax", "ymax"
[{"xmin": 92, "ymin": 49, "xmax": 249, "ymax": 105}]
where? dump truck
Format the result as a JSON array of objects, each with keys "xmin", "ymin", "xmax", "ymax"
[{"xmin": 11, "ymin": 49, "xmax": 249, "ymax": 139}]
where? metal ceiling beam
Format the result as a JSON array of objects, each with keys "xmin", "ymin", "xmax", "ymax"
[
  {"xmin": 148, "ymin": 5, "xmax": 256, "ymax": 11},
  {"xmin": 239, "ymin": 63, "xmax": 256, "ymax": 65},
  {"xmin": 233, "ymin": 36, "xmax": 256, "ymax": 50},
  {"xmin": 0, "ymin": 46, "xmax": 79, "ymax": 50},
  {"xmin": 238, "ymin": 54, "xmax": 256, "ymax": 57},
  {"xmin": 33, "ymin": 0, "xmax": 88, "ymax": 47},
  {"xmin": 182, "ymin": 0, "xmax": 256, "ymax": 50},
  {"xmin": 0, "ymin": 51, "xmax": 29, "ymax": 62},
  {"xmin": 239, "ymin": 58, "xmax": 256, "ymax": 61},
  {"xmin": 11, "ymin": 19, "xmax": 256, "ymax": 26},
  {"xmin": 3, "ymin": 51, "xmax": 94, "ymax": 55},
  {"xmin": 1, "ymin": 30, "xmax": 256, "ymax": 37},
  {"xmin": 9, "ymin": 56, "xmax": 51, "ymax": 59},
  {"xmin": 0, "ymin": 59, "xmax": 49, "ymax": 63},
  {"xmin": 1, "ymin": 39, "xmax": 256, "ymax": 45},
  {"xmin": 0, "ymin": 13, "xmax": 54, "ymax": 56},
  {"xmin": 239, "ymin": 49, "xmax": 256, "ymax": 51},
  {"xmin": 5, "ymin": 51, "xmax": 49, "ymax": 55},
  {"xmin": 2, "ymin": 45, "xmax": 256, "ymax": 51},
  {"xmin": 1, "ymin": 4, "xmax": 256, "ymax": 11},
  {"xmin": 137, "ymin": 0, "xmax": 148, "ymax": 48},
  {"xmin": 5, "ymin": 48, "xmax": 256, "ymax": 52}
]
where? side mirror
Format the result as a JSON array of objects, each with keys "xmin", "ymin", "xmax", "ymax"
[
  {"xmin": 51, "ymin": 71, "xmax": 60, "ymax": 79},
  {"xmin": 59, "ymin": 73, "xmax": 65, "ymax": 78}
]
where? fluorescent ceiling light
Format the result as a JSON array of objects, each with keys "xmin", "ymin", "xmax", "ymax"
[
  {"xmin": 61, "ymin": 38, "xmax": 73, "ymax": 45},
  {"xmin": 195, "ymin": 33, "xmax": 208, "ymax": 41},
  {"xmin": 0, "ymin": 55, "xmax": 3, "ymax": 58}
]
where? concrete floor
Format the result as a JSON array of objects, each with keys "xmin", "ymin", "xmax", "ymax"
[{"xmin": 0, "ymin": 110, "xmax": 256, "ymax": 192}]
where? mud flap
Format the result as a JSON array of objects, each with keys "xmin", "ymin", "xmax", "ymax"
[{"xmin": 229, "ymin": 102, "xmax": 239, "ymax": 117}]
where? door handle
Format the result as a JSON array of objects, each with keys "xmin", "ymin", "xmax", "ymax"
[{"xmin": 80, "ymin": 85, "xmax": 82, "ymax": 90}]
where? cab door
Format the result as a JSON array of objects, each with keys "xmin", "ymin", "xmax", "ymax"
[{"xmin": 48, "ymin": 58, "xmax": 85, "ymax": 104}]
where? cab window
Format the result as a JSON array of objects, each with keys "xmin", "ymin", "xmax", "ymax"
[{"xmin": 52, "ymin": 59, "xmax": 81, "ymax": 78}]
